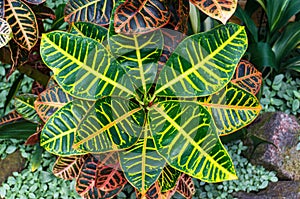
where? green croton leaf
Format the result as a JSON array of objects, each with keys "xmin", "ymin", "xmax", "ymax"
[
  {"xmin": 148, "ymin": 100, "xmax": 237, "ymax": 182},
  {"xmin": 119, "ymin": 124, "xmax": 165, "ymax": 195},
  {"xmin": 155, "ymin": 23, "xmax": 247, "ymax": 97},
  {"xmin": 158, "ymin": 165, "xmax": 181, "ymax": 192},
  {"xmin": 15, "ymin": 94, "xmax": 41, "ymax": 124},
  {"xmin": 40, "ymin": 32, "xmax": 135, "ymax": 100},
  {"xmin": 198, "ymin": 82, "xmax": 262, "ymax": 136},
  {"xmin": 109, "ymin": 30, "xmax": 163, "ymax": 95},
  {"xmin": 73, "ymin": 97, "xmax": 145, "ymax": 153},
  {"xmin": 69, "ymin": 22, "xmax": 108, "ymax": 43}
]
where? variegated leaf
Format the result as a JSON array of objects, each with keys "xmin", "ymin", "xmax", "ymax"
[
  {"xmin": 198, "ymin": 82, "xmax": 261, "ymax": 136},
  {"xmin": 231, "ymin": 59, "xmax": 262, "ymax": 95},
  {"xmin": 64, "ymin": 0, "xmax": 115, "ymax": 26},
  {"xmin": 190, "ymin": 0, "xmax": 238, "ymax": 24},
  {"xmin": 0, "ymin": 18, "xmax": 12, "ymax": 48},
  {"xmin": 109, "ymin": 30, "xmax": 163, "ymax": 95},
  {"xmin": 119, "ymin": 124, "xmax": 165, "ymax": 195},
  {"xmin": 158, "ymin": 165, "xmax": 181, "ymax": 192},
  {"xmin": 136, "ymin": 181, "xmax": 164, "ymax": 199},
  {"xmin": 40, "ymin": 31, "xmax": 135, "ymax": 100},
  {"xmin": 34, "ymin": 86, "xmax": 73, "ymax": 122},
  {"xmin": 154, "ymin": 23, "xmax": 247, "ymax": 97},
  {"xmin": 83, "ymin": 186, "xmax": 124, "ymax": 199},
  {"xmin": 73, "ymin": 97, "xmax": 144, "ymax": 153},
  {"xmin": 53, "ymin": 155, "xmax": 86, "ymax": 180},
  {"xmin": 176, "ymin": 174, "xmax": 195, "ymax": 199},
  {"xmin": 40, "ymin": 99, "xmax": 92, "ymax": 156},
  {"xmin": 148, "ymin": 100, "xmax": 237, "ymax": 182},
  {"xmin": 114, "ymin": 0, "xmax": 170, "ymax": 34},
  {"xmin": 69, "ymin": 22, "xmax": 108, "ymax": 43},
  {"xmin": 15, "ymin": 94, "xmax": 40, "ymax": 124},
  {"xmin": 96, "ymin": 152, "xmax": 127, "ymax": 191},
  {"xmin": 5, "ymin": 0, "xmax": 38, "ymax": 50}
]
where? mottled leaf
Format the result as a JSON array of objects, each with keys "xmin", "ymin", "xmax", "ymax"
[
  {"xmin": 69, "ymin": 22, "xmax": 108, "ymax": 43},
  {"xmin": 114, "ymin": 0, "xmax": 170, "ymax": 34},
  {"xmin": 53, "ymin": 155, "xmax": 86, "ymax": 180},
  {"xmin": 0, "ymin": 18, "xmax": 12, "ymax": 48},
  {"xmin": 158, "ymin": 165, "xmax": 181, "ymax": 192},
  {"xmin": 231, "ymin": 60, "xmax": 262, "ymax": 95},
  {"xmin": 15, "ymin": 94, "xmax": 40, "ymax": 124}
]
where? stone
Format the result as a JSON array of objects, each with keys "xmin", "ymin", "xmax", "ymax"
[
  {"xmin": 244, "ymin": 112, "xmax": 300, "ymax": 180},
  {"xmin": 0, "ymin": 150, "xmax": 26, "ymax": 184},
  {"xmin": 232, "ymin": 181, "xmax": 300, "ymax": 199}
]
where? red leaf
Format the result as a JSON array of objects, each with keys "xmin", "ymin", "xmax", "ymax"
[{"xmin": 176, "ymin": 174, "xmax": 195, "ymax": 199}]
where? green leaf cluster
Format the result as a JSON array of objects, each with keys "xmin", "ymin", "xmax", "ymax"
[{"xmin": 260, "ymin": 73, "xmax": 300, "ymax": 115}]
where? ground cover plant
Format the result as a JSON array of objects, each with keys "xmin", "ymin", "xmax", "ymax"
[{"xmin": 0, "ymin": 0, "xmax": 264, "ymax": 198}]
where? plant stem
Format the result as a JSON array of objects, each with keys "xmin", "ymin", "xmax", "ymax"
[{"xmin": 17, "ymin": 64, "xmax": 50, "ymax": 87}]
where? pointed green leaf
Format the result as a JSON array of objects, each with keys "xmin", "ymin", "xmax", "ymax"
[
  {"xmin": 5, "ymin": 0, "xmax": 38, "ymax": 50},
  {"xmin": 69, "ymin": 22, "xmax": 108, "ymax": 43},
  {"xmin": 155, "ymin": 23, "xmax": 247, "ymax": 97},
  {"xmin": 148, "ymin": 101, "xmax": 237, "ymax": 182},
  {"xmin": 73, "ymin": 97, "xmax": 145, "ymax": 153},
  {"xmin": 119, "ymin": 124, "xmax": 165, "ymax": 195},
  {"xmin": 40, "ymin": 99, "xmax": 91, "ymax": 156},
  {"xmin": 109, "ymin": 30, "xmax": 163, "ymax": 94},
  {"xmin": 198, "ymin": 82, "xmax": 261, "ymax": 136},
  {"xmin": 65, "ymin": 0, "xmax": 115, "ymax": 26},
  {"xmin": 0, "ymin": 18, "xmax": 12, "ymax": 48},
  {"xmin": 15, "ymin": 94, "xmax": 40, "ymax": 124},
  {"xmin": 34, "ymin": 85, "xmax": 73, "ymax": 122},
  {"xmin": 40, "ymin": 31, "xmax": 135, "ymax": 100},
  {"xmin": 158, "ymin": 165, "xmax": 181, "ymax": 192}
]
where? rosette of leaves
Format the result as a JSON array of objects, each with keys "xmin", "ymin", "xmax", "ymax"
[{"xmin": 17, "ymin": 20, "xmax": 261, "ymax": 199}]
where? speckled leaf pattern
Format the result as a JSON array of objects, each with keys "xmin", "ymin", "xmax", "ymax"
[
  {"xmin": 34, "ymin": 86, "xmax": 73, "ymax": 122},
  {"xmin": 176, "ymin": 174, "xmax": 195, "ymax": 199},
  {"xmin": 64, "ymin": 0, "xmax": 115, "ymax": 25},
  {"xmin": 198, "ymin": 82, "xmax": 261, "ymax": 136},
  {"xmin": 4, "ymin": 0, "xmax": 38, "ymax": 50},
  {"xmin": 119, "ymin": 124, "xmax": 165, "ymax": 196},
  {"xmin": 190, "ymin": 0, "xmax": 237, "ymax": 24},
  {"xmin": 73, "ymin": 97, "xmax": 144, "ymax": 153},
  {"xmin": 158, "ymin": 165, "xmax": 181, "ymax": 192},
  {"xmin": 22, "ymin": 0, "xmax": 46, "ymax": 5},
  {"xmin": 114, "ymin": 0, "xmax": 170, "ymax": 34},
  {"xmin": 40, "ymin": 32, "xmax": 135, "ymax": 100},
  {"xmin": 69, "ymin": 22, "xmax": 108, "ymax": 43},
  {"xmin": 0, "ymin": 0, "xmax": 4, "ymax": 18},
  {"xmin": 148, "ymin": 100, "xmax": 237, "ymax": 182},
  {"xmin": 155, "ymin": 23, "xmax": 247, "ymax": 97},
  {"xmin": 15, "ymin": 94, "xmax": 40, "ymax": 124},
  {"xmin": 109, "ymin": 30, "xmax": 163, "ymax": 94},
  {"xmin": 53, "ymin": 155, "xmax": 86, "ymax": 180},
  {"xmin": 0, "ymin": 18, "xmax": 12, "ymax": 48},
  {"xmin": 231, "ymin": 60, "xmax": 262, "ymax": 95}
]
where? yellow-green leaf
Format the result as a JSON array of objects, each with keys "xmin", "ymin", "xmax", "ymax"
[
  {"xmin": 198, "ymin": 82, "xmax": 262, "ymax": 136},
  {"xmin": 40, "ymin": 31, "xmax": 135, "ymax": 100},
  {"xmin": 109, "ymin": 30, "xmax": 163, "ymax": 95},
  {"xmin": 119, "ymin": 124, "xmax": 165, "ymax": 195},
  {"xmin": 154, "ymin": 23, "xmax": 247, "ymax": 98},
  {"xmin": 73, "ymin": 97, "xmax": 145, "ymax": 153},
  {"xmin": 69, "ymin": 22, "xmax": 108, "ymax": 43},
  {"xmin": 148, "ymin": 100, "xmax": 237, "ymax": 182}
]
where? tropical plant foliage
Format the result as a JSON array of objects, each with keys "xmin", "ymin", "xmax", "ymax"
[{"xmin": 0, "ymin": 0, "xmax": 264, "ymax": 198}]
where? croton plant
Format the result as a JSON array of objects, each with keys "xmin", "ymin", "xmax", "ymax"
[{"xmin": 0, "ymin": 0, "xmax": 263, "ymax": 198}]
